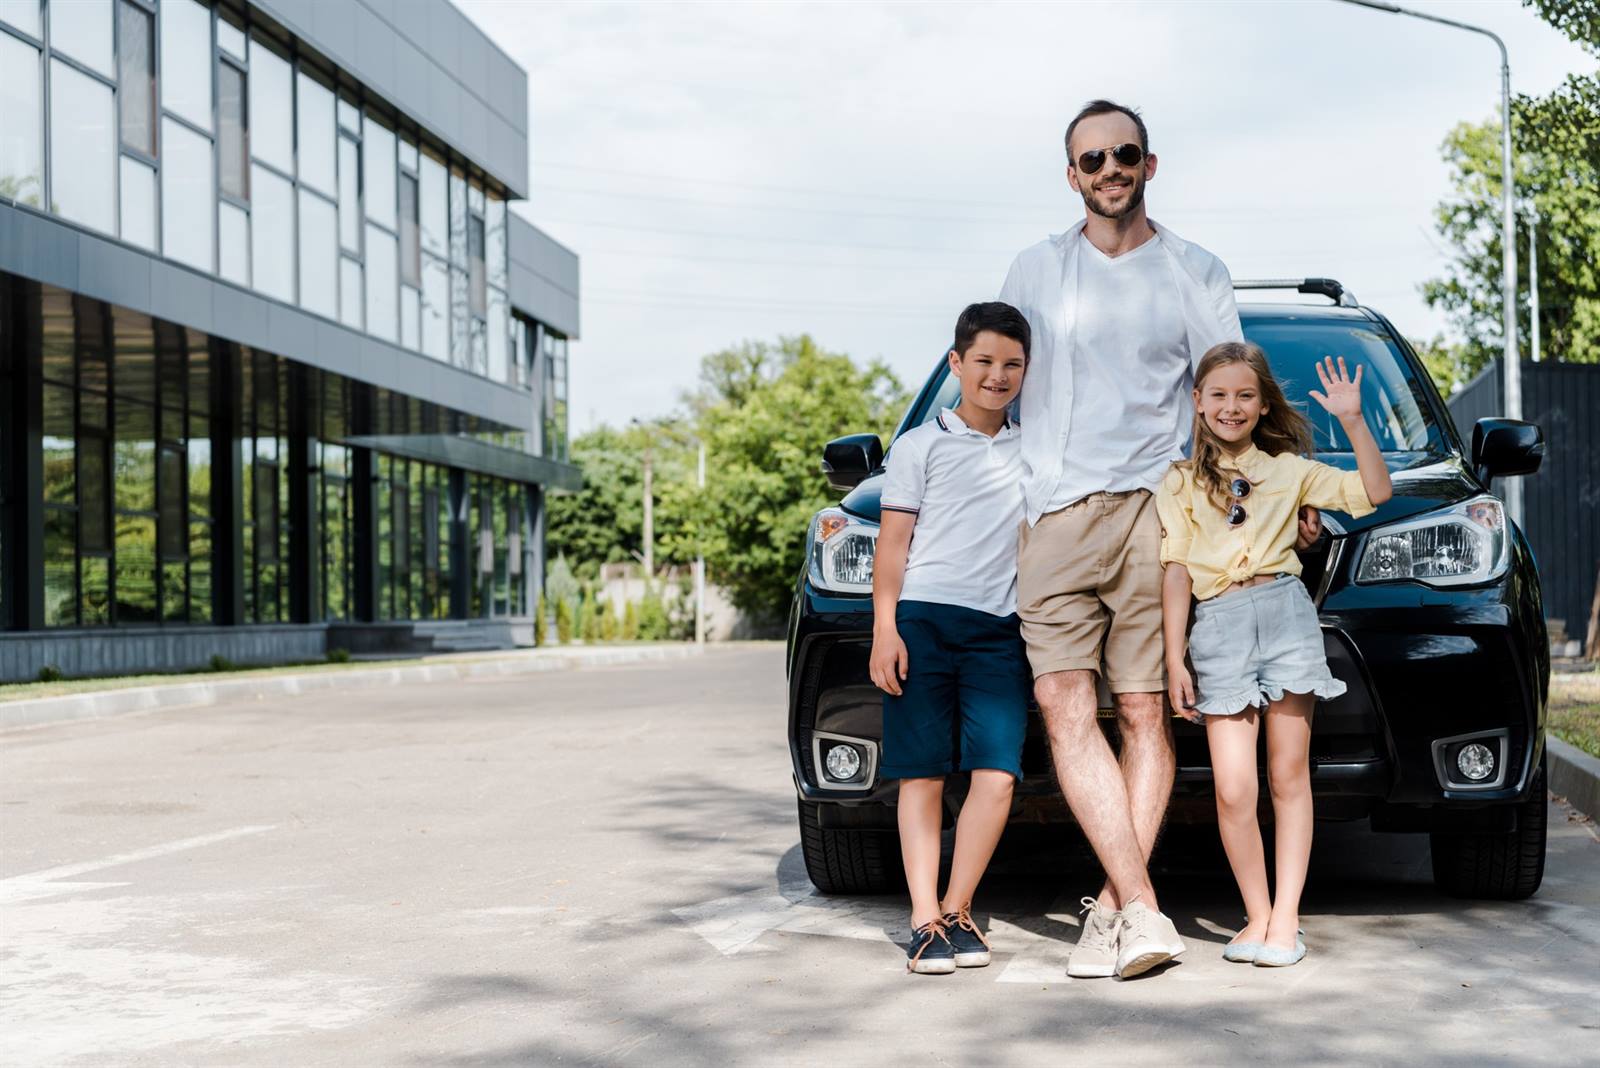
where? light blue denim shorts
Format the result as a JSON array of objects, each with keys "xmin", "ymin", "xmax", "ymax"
[{"xmin": 1188, "ymin": 575, "xmax": 1346, "ymax": 717}]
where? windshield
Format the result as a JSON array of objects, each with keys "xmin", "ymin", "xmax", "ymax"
[{"xmin": 899, "ymin": 315, "xmax": 1447, "ymax": 466}]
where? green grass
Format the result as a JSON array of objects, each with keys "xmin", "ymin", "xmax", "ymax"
[{"xmin": 1550, "ymin": 668, "xmax": 1600, "ymax": 759}]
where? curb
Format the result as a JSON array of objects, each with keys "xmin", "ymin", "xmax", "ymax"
[
  {"xmin": 0, "ymin": 644, "xmax": 704, "ymax": 732},
  {"xmin": 1548, "ymin": 735, "xmax": 1600, "ymax": 822}
]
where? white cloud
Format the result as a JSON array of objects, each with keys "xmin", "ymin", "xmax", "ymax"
[{"xmin": 456, "ymin": 0, "xmax": 1592, "ymax": 434}]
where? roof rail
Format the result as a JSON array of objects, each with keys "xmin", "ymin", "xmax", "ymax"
[{"xmin": 1233, "ymin": 278, "xmax": 1358, "ymax": 308}]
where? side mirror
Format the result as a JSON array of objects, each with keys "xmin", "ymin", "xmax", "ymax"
[
  {"xmin": 1471, "ymin": 418, "xmax": 1544, "ymax": 484},
  {"xmin": 821, "ymin": 433, "xmax": 884, "ymax": 493}
]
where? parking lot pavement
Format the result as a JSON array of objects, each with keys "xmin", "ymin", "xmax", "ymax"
[{"xmin": 3, "ymin": 644, "xmax": 1597, "ymax": 1066}]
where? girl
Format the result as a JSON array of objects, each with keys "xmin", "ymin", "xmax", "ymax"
[{"xmin": 1157, "ymin": 342, "xmax": 1392, "ymax": 968}]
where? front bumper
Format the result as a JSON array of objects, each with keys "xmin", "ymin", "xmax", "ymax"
[{"xmin": 787, "ymin": 560, "xmax": 1547, "ymax": 817}]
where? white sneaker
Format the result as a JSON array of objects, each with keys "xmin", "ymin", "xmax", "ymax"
[
  {"xmin": 1066, "ymin": 897, "xmax": 1119, "ymax": 979},
  {"xmin": 1114, "ymin": 901, "xmax": 1185, "ymax": 978}
]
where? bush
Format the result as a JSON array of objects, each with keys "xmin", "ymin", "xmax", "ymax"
[
  {"xmin": 580, "ymin": 587, "xmax": 599, "ymax": 643},
  {"xmin": 638, "ymin": 586, "xmax": 669, "ymax": 642},
  {"xmin": 555, "ymin": 597, "xmax": 573, "ymax": 644},
  {"xmin": 37, "ymin": 664, "xmax": 63, "ymax": 683},
  {"xmin": 599, "ymin": 598, "xmax": 619, "ymax": 641},
  {"xmin": 209, "ymin": 653, "xmax": 235, "ymax": 672},
  {"xmin": 535, "ymin": 591, "xmax": 548, "ymax": 646},
  {"xmin": 622, "ymin": 600, "xmax": 639, "ymax": 641},
  {"xmin": 327, "ymin": 647, "xmax": 351, "ymax": 664}
]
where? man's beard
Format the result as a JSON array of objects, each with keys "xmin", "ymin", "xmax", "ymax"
[{"xmin": 1081, "ymin": 173, "xmax": 1146, "ymax": 220}]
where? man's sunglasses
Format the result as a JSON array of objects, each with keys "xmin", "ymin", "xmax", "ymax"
[
  {"xmin": 1075, "ymin": 143, "xmax": 1145, "ymax": 175},
  {"xmin": 1227, "ymin": 478, "xmax": 1251, "ymax": 527}
]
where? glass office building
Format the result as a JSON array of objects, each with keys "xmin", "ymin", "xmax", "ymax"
[{"xmin": 0, "ymin": 0, "xmax": 580, "ymax": 678}]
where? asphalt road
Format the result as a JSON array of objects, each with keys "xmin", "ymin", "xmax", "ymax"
[{"xmin": 2, "ymin": 645, "xmax": 1597, "ymax": 1066}]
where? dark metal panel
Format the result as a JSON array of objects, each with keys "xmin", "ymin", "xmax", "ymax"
[
  {"xmin": 148, "ymin": 261, "xmax": 215, "ymax": 334},
  {"xmin": 75, "ymin": 235, "xmax": 152, "ymax": 313},
  {"xmin": 0, "ymin": 206, "xmax": 79, "ymax": 292}
]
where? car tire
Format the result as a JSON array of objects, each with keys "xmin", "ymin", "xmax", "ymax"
[
  {"xmin": 798, "ymin": 799, "xmax": 904, "ymax": 895},
  {"xmin": 1428, "ymin": 754, "xmax": 1547, "ymax": 900}
]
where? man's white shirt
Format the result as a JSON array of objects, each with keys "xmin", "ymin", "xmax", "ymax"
[
  {"xmin": 879, "ymin": 407, "xmax": 1024, "ymax": 618},
  {"xmin": 997, "ymin": 219, "xmax": 1244, "ymax": 525}
]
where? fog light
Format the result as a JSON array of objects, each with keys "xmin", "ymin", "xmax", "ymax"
[
  {"xmin": 825, "ymin": 743, "xmax": 862, "ymax": 782},
  {"xmin": 1456, "ymin": 743, "xmax": 1495, "ymax": 782}
]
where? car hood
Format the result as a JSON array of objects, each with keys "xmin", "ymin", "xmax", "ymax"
[{"xmin": 839, "ymin": 455, "xmax": 1483, "ymax": 534}]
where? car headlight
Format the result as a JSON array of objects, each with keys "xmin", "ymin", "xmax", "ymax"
[
  {"xmin": 1355, "ymin": 495, "xmax": 1510, "ymax": 587},
  {"xmin": 807, "ymin": 508, "xmax": 878, "ymax": 594}
]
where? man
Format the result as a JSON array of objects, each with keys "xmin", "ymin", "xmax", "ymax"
[{"xmin": 997, "ymin": 99, "xmax": 1317, "ymax": 979}]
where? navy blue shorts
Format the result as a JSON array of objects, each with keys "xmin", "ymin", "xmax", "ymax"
[{"xmin": 880, "ymin": 600, "xmax": 1030, "ymax": 781}]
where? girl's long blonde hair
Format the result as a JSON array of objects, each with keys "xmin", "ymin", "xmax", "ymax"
[{"xmin": 1185, "ymin": 341, "xmax": 1314, "ymax": 513}]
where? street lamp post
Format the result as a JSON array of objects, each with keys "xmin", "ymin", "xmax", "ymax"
[
  {"xmin": 1334, "ymin": 0, "xmax": 1522, "ymax": 524},
  {"xmin": 695, "ymin": 441, "xmax": 706, "ymax": 646}
]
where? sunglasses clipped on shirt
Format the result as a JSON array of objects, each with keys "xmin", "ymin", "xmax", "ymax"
[
  {"xmin": 1227, "ymin": 478, "xmax": 1251, "ymax": 527},
  {"xmin": 1075, "ymin": 142, "xmax": 1145, "ymax": 175}
]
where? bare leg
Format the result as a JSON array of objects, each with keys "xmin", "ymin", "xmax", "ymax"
[
  {"xmin": 1206, "ymin": 709, "xmax": 1271, "ymax": 943},
  {"xmin": 1095, "ymin": 690, "xmax": 1174, "ymax": 910},
  {"xmin": 1036, "ymin": 670, "xmax": 1158, "ymax": 911},
  {"xmin": 940, "ymin": 770, "xmax": 1015, "ymax": 913},
  {"xmin": 898, "ymin": 777, "xmax": 946, "ymax": 928},
  {"xmin": 1264, "ymin": 694, "xmax": 1315, "ymax": 950}
]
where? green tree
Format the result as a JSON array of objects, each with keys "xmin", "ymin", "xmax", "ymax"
[
  {"xmin": 622, "ymin": 600, "xmax": 639, "ymax": 641},
  {"xmin": 1422, "ymin": 3, "xmax": 1600, "ymax": 385},
  {"xmin": 672, "ymin": 334, "xmax": 907, "ymax": 624},
  {"xmin": 599, "ymin": 597, "xmax": 619, "ymax": 641},
  {"xmin": 546, "ymin": 423, "xmax": 695, "ymax": 581}
]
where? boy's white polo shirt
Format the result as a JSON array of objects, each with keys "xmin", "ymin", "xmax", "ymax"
[{"xmin": 879, "ymin": 406, "xmax": 1025, "ymax": 618}]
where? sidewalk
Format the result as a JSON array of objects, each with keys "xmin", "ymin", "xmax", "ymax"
[{"xmin": 0, "ymin": 644, "xmax": 704, "ymax": 732}]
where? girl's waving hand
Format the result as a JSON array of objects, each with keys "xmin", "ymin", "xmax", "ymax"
[{"xmin": 1308, "ymin": 355, "xmax": 1364, "ymax": 422}]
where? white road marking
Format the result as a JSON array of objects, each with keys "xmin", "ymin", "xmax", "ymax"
[{"xmin": 0, "ymin": 825, "xmax": 276, "ymax": 904}]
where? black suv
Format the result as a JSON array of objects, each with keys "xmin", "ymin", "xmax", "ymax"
[{"xmin": 787, "ymin": 279, "xmax": 1549, "ymax": 901}]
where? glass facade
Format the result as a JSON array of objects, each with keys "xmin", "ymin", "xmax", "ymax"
[
  {"xmin": 4, "ymin": 277, "xmax": 552, "ymax": 632},
  {"xmin": 0, "ymin": 3, "xmax": 577, "ymax": 652},
  {"xmin": 1, "ymin": 0, "xmax": 523, "ymax": 385}
]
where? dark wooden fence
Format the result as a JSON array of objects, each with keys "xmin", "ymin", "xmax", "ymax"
[{"xmin": 1447, "ymin": 360, "xmax": 1600, "ymax": 641}]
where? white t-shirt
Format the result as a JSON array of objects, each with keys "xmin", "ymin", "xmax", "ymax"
[
  {"xmin": 1045, "ymin": 234, "xmax": 1193, "ymax": 512},
  {"xmin": 879, "ymin": 408, "xmax": 1024, "ymax": 618}
]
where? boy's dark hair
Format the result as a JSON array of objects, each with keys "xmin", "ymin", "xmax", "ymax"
[
  {"xmin": 952, "ymin": 302, "xmax": 1030, "ymax": 361},
  {"xmin": 1063, "ymin": 99, "xmax": 1149, "ymax": 158}
]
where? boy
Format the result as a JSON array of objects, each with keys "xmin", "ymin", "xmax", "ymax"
[{"xmin": 870, "ymin": 301, "xmax": 1031, "ymax": 974}]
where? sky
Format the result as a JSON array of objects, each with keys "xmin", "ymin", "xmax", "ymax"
[{"xmin": 455, "ymin": 0, "xmax": 1592, "ymax": 436}]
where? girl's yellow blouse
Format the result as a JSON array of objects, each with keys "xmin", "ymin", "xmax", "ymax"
[{"xmin": 1156, "ymin": 443, "xmax": 1376, "ymax": 602}]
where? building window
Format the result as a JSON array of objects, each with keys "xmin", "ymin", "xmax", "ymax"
[
  {"xmin": 48, "ymin": 58, "xmax": 115, "ymax": 234},
  {"xmin": 159, "ymin": 0, "xmax": 211, "ymax": 132},
  {"xmin": 241, "ymin": 349, "xmax": 287, "ymax": 623},
  {"xmin": 161, "ymin": 117, "xmax": 214, "ymax": 271},
  {"xmin": 0, "ymin": 32, "xmax": 43, "ymax": 207},
  {"xmin": 119, "ymin": 156, "xmax": 156, "ymax": 251},
  {"xmin": 364, "ymin": 224, "xmax": 397, "ymax": 343},
  {"xmin": 543, "ymin": 330, "xmax": 569, "ymax": 463},
  {"xmin": 251, "ymin": 164, "xmax": 294, "ymax": 303},
  {"xmin": 362, "ymin": 112, "xmax": 396, "ymax": 229},
  {"xmin": 51, "ymin": 0, "xmax": 113, "ymax": 78},
  {"xmin": 297, "ymin": 188, "xmax": 337, "ymax": 319},
  {"xmin": 218, "ymin": 62, "xmax": 248, "ymax": 200},
  {"xmin": 248, "ymin": 37, "xmax": 292, "ymax": 175},
  {"xmin": 116, "ymin": 0, "xmax": 154, "ymax": 156},
  {"xmin": 295, "ymin": 70, "xmax": 335, "ymax": 197},
  {"xmin": 399, "ymin": 171, "xmax": 420, "ymax": 288}
]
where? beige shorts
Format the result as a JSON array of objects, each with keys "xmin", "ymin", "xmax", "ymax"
[{"xmin": 1016, "ymin": 489, "xmax": 1165, "ymax": 693}]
